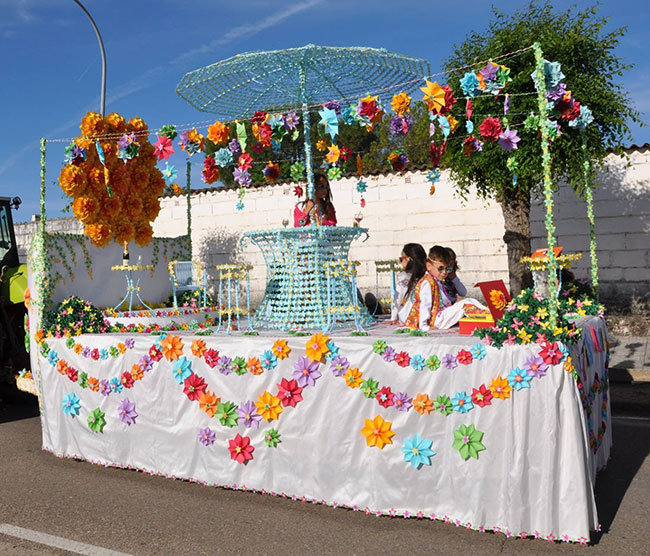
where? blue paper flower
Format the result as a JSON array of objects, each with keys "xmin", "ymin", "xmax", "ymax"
[
  {"xmin": 172, "ymin": 356, "xmax": 192, "ymax": 384},
  {"xmin": 470, "ymin": 343, "xmax": 487, "ymax": 360},
  {"xmin": 47, "ymin": 350, "xmax": 59, "ymax": 366},
  {"xmin": 557, "ymin": 344, "xmax": 569, "ymax": 363},
  {"xmin": 214, "ymin": 147, "xmax": 234, "ymax": 168},
  {"xmin": 568, "ymin": 105, "xmax": 593, "ymax": 130},
  {"xmin": 437, "ymin": 115, "xmax": 450, "ymax": 138},
  {"xmin": 341, "ymin": 105, "xmax": 358, "ymax": 125},
  {"xmin": 318, "ymin": 107, "xmax": 339, "ymax": 140},
  {"xmin": 402, "ymin": 434, "xmax": 436, "ymax": 469},
  {"xmin": 356, "ymin": 180, "xmax": 367, "ymax": 193},
  {"xmin": 508, "ymin": 367, "xmax": 532, "ymax": 391},
  {"xmin": 162, "ymin": 164, "xmax": 176, "ymax": 186},
  {"xmin": 544, "ymin": 60, "xmax": 565, "ymax": 91},
  {"xmin": 99, "ymin": 349, "xmax": 109, "ymax": 360},
  {"xmin": 410, "ymin": 354, "xmax": 425, "ymax": 371},
  {"xmin": 62, "ymin": 392, "xmax": 81, "ymax": 417},
  {"xmin": 325, "ymin": 341, "xmax": 339, "ymax": 361},
  {"xmin": 236, "ymin": 201, "xmax": 244, "ymax": 211},
  {"xmin": 261, "ymin": 350, "xmax": 278, "ymax": 371},
  {"xmin": 465, "ymin": 120, "xmax": 474, "ymax": 134},
  {"xmin": 451, "ymin": 391, "xmax": 474, "ymax": 413},
  {"xmin": 426, "ymin": 170, "xmax": 440, "ymax": 183},
  {"xmin": 460, "ymin": 72, "xmax": 480, "ymax": 97},
  {"xmin": 109, "ymin": 377, "xmax": 123, "ymax": 393}
]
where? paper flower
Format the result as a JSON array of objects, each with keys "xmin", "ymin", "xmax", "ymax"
[
  {"xmin": 161, "ymin": 334, "xmax": 184, "ymax": 361},
  {"xmin": 344, "ymin": 367, "xmax": 363, "ymax": 388},
  {"xmin": 179, "ymin": 129, "xmax": 204, "ymax": 156},
  {"xmin": 264, "ymin": 428, "xmax": 281, "ymax": 448},
  {"xmin": 213, "ymin": 147, "xmax": 233, "ymax": 168},
  {"xmin": 118, "ymin": 398, "xmax": 138, "ymax": 425},
  {"xmin": 319, "ymin": 107, "xmax": 339, "ymax": 140},
  {"xmin": 470, "ymin": 344, "xmax": 487, "ymax": 360},
  {"xmin": 325, "ymin": 144, "xmax": 340, "ymax": 165},
  {"xmin": 524, "ymin": 355, "xmax": 548, "ymax": 378},
  {"xmin": 569, "ymin": 105, "xmax": 594, "ymax": 130},
  {"xmin": 361, "ymin": 415, "xmax": 395, "ymax": 449},
  {"xmin": 409, "ymin": 354, "xmax": 424, "ymax": 371},
  {"xmin": 442, "ymin": 353, "xmax": 457, "ymax": 370},
  {"xmin": 172, "ymin": 357, "xmax": 192, "ymax": 384},
  {"xmin": 255, "ymin": 391, "xmax": 284, "ymax": 421},
  {"xmin": 402, "ymin": 434, "xmax": 436, "ymax": 469},
  {"xmin": 393, "ymin": 392, "xmax": 412, "ymax": 412},
  {"xmin": 376, "ymin": 386, "xmax": 394, "ymax": 408},
  {"xmin": 327, "ymin": 167, "xmax": 341, "ymax": 181},
  {"xmin": 451, "ymin": 391, "xmax": 474, "ymax": 413},
  {"xmin": 202, "ymin": 156, "xmax": 220, "ymax": 184},
  {"xmin": 276, "ymin": 377, "xmax": 304, "ymax": 408},
  {"xmin": 489, "ymin": 376, "xmax": 513, "ymax": 399},
  {"xmin": 508, "ymin": 367, "xmax": 532, "ymax": 390},
  {"xmin": 434, "ymin": 394, "xmax": 453, "ymax": 416},
  {"xmin": 153, "ymin": 135, "xmax": 174, "ymax": 162},
  {"xmin": 471, "ymin": 384, "xmax": 493, "ymax": 408},
  {"xmin": 361, "ymin": 378, "xmax": 380, "ymax": 399},
  {"xmin": 329, "ymin": 356, "xmax": 349, "ymax": 377},
  {"xmin": 87, "ymin": 408, "xmax": 106, "ymax": 433},
  {"xmin": 232, "ymin": 356, "xmax": 247, "ymax": 376},
  {"xmin": 117, "ymin": 132, "xmax": 140, "ymax": 162},
  {"xmin": 479, "ymin": 117, "xmax": 503, "ymax": 141},
  {"xmin": 389, "ymin": 114, "xmax": 412, "ymax": 136},
  {"xmin": 388, "ymin": 150, "xmax": 408, "ymax": 171},
  {"xmin": 198, "ymin": 390, "xmax": 219, "ymax": 417},
  {"xmin": 391, "ymin": 92, "xmax": 412, "ymax": 115},
  {"xmin": 543, "ymin": 60, "xmax": 565, "ymax": 91},
  {"xmin": 460, "ymin": 72, "xmax": 481, "ymax": 97},
  {"xmin": 263, "ymin": 161, "xmax": 280, "ymax": 183},
  {"xmin": 456, "ymin": 349, "xmax": 473, "ymax": 365},
  {"xmin": 453, "ymin": 424, "xmax": 486, "ymax": 460},
  {"xmin": 290, "ymin": 161, "xmax": 305, "ymax": 182},
  {"xmin": 161, "ymin": 163, "xmax": 177, "ymax": 186},
  {"xmin": 498, "ymin": 129, "xmax": 520, "ymax": 152},
  {"xmin": 272, "ymin": 339, "xmax": 291, "ymax": 359},
  {"xmin": 463, "ymin": 136, "xmax": 483, "ymax": 157},
  {"xmin": 183, "ymin": 373, "xmax": 207, "ymax": 401},
  {"xmin": 62, "ymin": 392, "xmax": 81, "ymax": 417},
  {"xmin": 159, "ymin": 124, "xmax": 177, "ymax": 140},
  {"xmin": 292, "ymin": 356, "xmax": 322, "ymax": 388},
  {"xmin": 228, "ymin": 433, "xmax": 254, "ymax": 464},
  {"xmin": 540, "ymin": 341, "xmax": 563, "ymax": 365},
  {"xmin": 198, "ymin": 427, "xmax": 216, "ymax": 446},
  {"xmin": 236, "ymin": 400, "xmax": 263, "ymax": 429},
  {"xmin": 233, "ymin": 167, "xmax": 251, "ymax": 187},
  {"xmin": 421, "ymin": 80, "xmax": 446, "ymax": 113},
  {"xmin": 322, "ymin": 100, "xmax": 341, "ymax": 115},
  {"xmin": 357, "ymin": 93, "xmax": 383, "ymax": 125},
  {"xmin": 216, "ymin": 401, "xmax": 239, "ymax": 427},
  {"xmin": 413, "ymin": 393, "xmax": 434, "ymax": 415},
  {"xmin": 283, "ymin": 112, "xmax": 300, "ymax": 130}
]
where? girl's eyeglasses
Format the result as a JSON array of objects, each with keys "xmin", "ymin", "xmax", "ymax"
[{"xmin": 428, "ymin": 258, "xmax": 453, "ymax": 273}]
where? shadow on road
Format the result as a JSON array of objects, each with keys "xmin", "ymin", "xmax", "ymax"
[{"xmin": 0, "ymin": 385, "xmax": 39, "ymax": 424}]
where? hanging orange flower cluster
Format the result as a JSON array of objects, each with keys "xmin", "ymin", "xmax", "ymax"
[{"xmin": 59, "ymin": 111, "xmax": 165, "ymax": 248}]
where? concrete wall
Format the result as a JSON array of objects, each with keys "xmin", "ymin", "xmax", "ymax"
[{"xmin": 14, "ymin": 146, "xmax": 649, "ymax": 307}]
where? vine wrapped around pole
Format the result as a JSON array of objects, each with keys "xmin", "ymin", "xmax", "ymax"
[
  {"xmin": 582, "ymin": 137, "xmax": 599, "ymax": 297},
  {"xmin": 186, "ymin": 160, "xmax": 192, "ymax": 258},
  {"xmin": 532, "ymin": 42, "xmax": 559, "ymax": 325}
]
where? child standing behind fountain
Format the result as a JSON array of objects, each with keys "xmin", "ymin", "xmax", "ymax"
[{"xmin": 391, "ymin": 243, "xmax": 427, "ymax": 324}]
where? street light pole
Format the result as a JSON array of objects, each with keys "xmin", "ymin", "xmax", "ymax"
[{"xmin": 72, "ymin": 0, "xmax": 106, "ymax": 116}]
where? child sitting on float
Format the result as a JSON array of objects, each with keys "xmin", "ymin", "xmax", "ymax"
[
  {"xmin": 391, "ymin": 243, "xmax": 427, "ymax": 324},
  {"xmin": 294, "ymin": 172, "xmax": 337, "ymax": 227},
  {"xmin": 405, "ymin": 245, "xmax": 488, "ymax": 331},
  {"xmin": 442, "ymin": 247, "xmax": 467, "ymax": 303}
]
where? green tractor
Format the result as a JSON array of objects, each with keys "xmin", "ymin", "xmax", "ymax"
[{"xmin": 0, "ymin": 196, "xmax": 29, "ymax": 386}]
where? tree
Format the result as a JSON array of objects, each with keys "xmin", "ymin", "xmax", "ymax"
[{"xmin": 443, "ymin": 1, "xmax": 642, "ymax": 295}]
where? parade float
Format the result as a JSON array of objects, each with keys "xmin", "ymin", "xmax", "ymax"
[{"xmin": 23, "ymin": 44, "xmax": 609, "ymax": 544}]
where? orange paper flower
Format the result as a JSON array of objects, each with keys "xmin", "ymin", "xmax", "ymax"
[
  {"xmin": 489, "ymin": 376, "xmax": 513, "ymax": 400},
  {"xmin": 207, "ymin": 120, "xmax": 229, "ymax": 145},
  {"xmin": 247, "ymin": 357, "xmax": 263, "ymax": 375},
  {"xmin": 131, "ymin": 364, "xmax": 144, "ymax": 381},
  {"xmin": 161, "ymin": 334, "xmax": 184, "ymax": 361},
  {"xmin": 191, "ymin": 339, "xmax": 206, "ymax": 358},
  {"xmin": 198, "ymin": 390, "xmax": 220, "ymax": 417},
  {"xmin": 413, "ymin": 393, "xmax": 434, "ymax": 415},
  {"xmin": 391, "ymin": 92, "xmax": 412, "ymax": 115},
  {"xmin": 305, "ymin": 333, "xmax": 330, "ymax": 363},
  {"xmin": 87, "ymin": 376, "xmax": 99, "ymax": 392},
  {"xmin": 360, "ymin": 415, "xmax": 395, "ymax": 449},
  {"xmin": 343, "ymin": 367, "xmax": 363, "ymax": 388},
  {"xmin": 255, "ymin": 391, "xmax": 284, "ymax": 421},
  {"xmin": 272, "ymin": 339, "xmax": 291, "ymax": 360}
]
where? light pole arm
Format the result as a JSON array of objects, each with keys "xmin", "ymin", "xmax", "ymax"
[{"xmin": 73, "ymin": 0, "xmax": 106, "ymax": 116}]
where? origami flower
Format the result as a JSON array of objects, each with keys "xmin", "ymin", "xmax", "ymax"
[
  {"xmin": 360, "ymin": 415, "xmax": 395, "ymax": 449},
  {"xmin": 255, "ymin": 391, "xmax": 284, "ymax": 421},
  {"xmin": 263, "ymin": 161, "xmax": 280, "ymax": 183},
  {"xmin": 442, "ymin": 353, "xmax": 457, "ymax": 370},
  {"xmin": 431, "ymin": 394, "xmax": 451, "ymax": 416},
  {"xmin": 489, "ymin": 376, "xmax": 513, "ymax": 400},
  {"xmin": 325, "ymin": 341, "xmax": 339, "ymax": 360},
  {"xmin": 453, "ymin": 424, "xmax": 486, "ymax": 460},
  {"xmin": 393, "ymin": 392, "xmax": 413, "ymax": 412},
  {"xmin": 471, "ymin": 384, "xmax": 493, "ymax": 408},
  {"xmin": 413, "ymin": 393, "xmax": 434, "ymax": 415},
  {"xmin": 508, "ymin": 367, "xmax": 532, "ymax": 391},
  {"xmin": 228, "ymin": 138, "xmax": 241, "ymax": 154},
  {"xmin": 463, "ymin": 136, "xmax": 483, "ymax": 157},
  {"xmin": 388, "ymin": 150, "xmax": 408, "ymax": 171},
  {"xmin": 184, "ymin": 373, "xmax": 207, "ymax": 401},
  {"xmin": 402, "ymin": 434, "xmax": 436, "ymax": 469},
  {"xmin": 109, "ymin": 377, "xmax": 123, "ymax": 393},
  {"xmin": 62, "ymin": 392, "xmax": 81, "ymax": 417},
  {"xmin": 214, "ymin": 147, "xmax": 233, "ymax": 168},
  {"xmin": 421, "ymin": 80, "xmax": 446, "ymax": 113},
  {"xmin": 172, "ymin": 357, "xmax": 192, "ymax": 384},
  {"xmin": 216, "ymin": 401, "xmax": 239, "ymax": 427},
  {"xmin": 305, "ymin": 333, "xmax": 330, "ymax": 362},
  {"xmin": 160, "ymin": 124, "xmax": 177, "ymax": 140},
  {"xmin": 408, "ymin": 354, "xmax": 424, "ymax": 371},
  {"xmin": 198, "ymin": 390, "xmax": 219, "ymax": 417},
  {"xmin": 161, "ymin": 334, "xmax": 184, "ymax": 361},
  {"xmin": 153, "ymin": 135, "xmax": 174, "ymax": 162},
  {"xmin": 247, "ymin": 357, "xmax": 263, "ymax": 376},
  {"xmin": 425, "ymin": 355, "xmax": 441, "ymax": 371},
  {"xmin": 498, "ymin": 129, "xmax": 520, "ymax": 152},
  {"xmin": 260, "ymin": 350, "xmax": 278, "ymax": 371},
  {"xmin": 382, "ymin": 346, "xmax": 396, "ymax": 362},
  {"xmin": 213, "ymin": 355, "xmax": 230, "ymax": 375},
  {"xmin": 202, "ymin": 156, "xmax": 220, "ymax": 184},
  {"xmin": 228, "ymin": 433, "xmax": 254, "ymax": 464},
  {"xmin": 395, "ymin": 351, "xmax": 411, "ymax": 367},
  {"xmin": 238, "ymin": 153, "xmax": 252, "ymax": 171},
  {"xmin": 283, "ymin": 112, "xmax": 300, "ymax": 130},
  {"xmin": 198, "ymin": 427, "xmax": 216, "ymax": 446},
  {"xmin": 470, "ymin": 344, "xmax": 487, "ymax": 360},
  {"xmin": 479, "ymin": 117, "xmax": 503, "ymax": 142},
  {"xmin": 292, "ymin": 356, "xmax": 321, "ymax": 387},
  {"xmin": 120, "ymin": 371, "xmax": 134, "ymax": 389},
  {"xmin": 118, "ymin": 398, "xmax": 138, "ymax": 425},
  {"xmin": 389, "ymin": 114, "xmax": 412, "ymax": 136},
  {"xmin": 344, "ymin": 367, "xmax": 363, "ymax": 388},
  {"xmin": 452, "ymin": 391, "xmax": 474, "ymax": 413},
  {"xmin": 456, "ymin": 349, "xmax": 473, "ymax": 365},
  {"xmin": 376, "ymin": 386, "xmax": 394, "ymax": 408},
  {"xmin": 325, "ymin": 144, "xmax": 340, "ymax": 164},
  {"xmin": 272, "ymin": 339, "xmax": 291, "ymax": 359},
  {"xmin": 276, "ymin": 377, "xmax": 304, "ymax": 408},
  {"xmin": 543, "ymin": 60, "xmax": 565, "ymax": 91},
  {"xmin": 264, "ymin": 428, "xmax": 281, "ymax": 447},
  {"xmin": 207, "ymin": 120, "xmax": 229, "ymax": 145},
  {"xmin": 87, "ymin": 408, "xmax": 106, "ymax": 433},
  {"xmin": 327, "ymin": 167, "xmax": 342, "ymax": 181},
  {"xmin": 361, "ymin": 378, "xmax": 380, "ymax": 399},
  {"xmin": 460, "ymin": 72, "xmax": 480, "ymax": 97},
  {"xmin": 290, "ymin": 161, "xmax": 305, "ymax": 182},
  {"xmin": 319, "ymin": 107, "xmax": 339, "ymax": 140},
  {"xmin": 540, "ymin": 341, "xmax": 563, "ymax": 365},
  {"xmin": 569, "ymin": 105, "xmax": 593, "ymax": 130},
  {"xmin": 232, "ymin": 356, "xmax": 247, "ymax": 376},
  {"xmin": 330, "ymin": 356, "xmax": 349, "ymax": 377},
  {"xmin": 99, "ymin": 379, "xmax": 111, "ymax": 396},
  {"xmin": 236, "ymin": 400, "xmax": 263, "ymax": 429},
  {"xmin": 391, "ymin": 91, "xmax": 412, "ymax": 115}
]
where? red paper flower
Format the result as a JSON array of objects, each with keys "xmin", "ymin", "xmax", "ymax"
[
  {"xmin": 252, "ymin": 142, "xmax": 265, "ymax": 154},
  {"xmin": 238, "ymin": 153, "xmax": 252, "ymax": 171},
  {"xmin": 376, "ymin": 386, "xmax": 394, "ymax": 408},
  {"xmin": 228, "ymin": 433, "xmax": 254, "ymax": 464},
  {"xmin": 149, "ymin": 346, "xmax": 162, "ymax": 362},
  {"xmin": 202, "ymin": 156, "xmax": 220, "ymax": 185},
  {"xmin": 562, "ymin": 100, "xmax": 581, "ymax": 121},
  {"xmin": 339, "ymin": 146, "xmax": 352, "ymax": 161},
  {"xmin": 66, "ymin": 366, "xmax": 78, "ymax": 382},
  {"xmin": 395, "ymin": 351, "xmax": 411, "ymax": 367},
  {"xmin": 90, "ymin": 348, "xmax": 100, "ymax": 360},
  {"xmin": 251, "ymin": 111, "xmax": 268, "ymax": 126},
  {"xmin": 183, "ymin": 373, "xmax": 207, "ymax": 401},
  {"xmin": 293, "ymin": 185, "xmax": 303, "ymax": 198},
  {"xmin": 204, "ymin": 348, "xmax": 220, "ymax": 368},
  {"xmin": 471, "ymin": 384, "xmax": 493, "ymax": 408},
  {"xmin": 456, "ymin": 349, "xmax": 473, "ymax": 365},
  {"xmin": 429, "ymin": 141, "xmax": 446, "ymax": 167},
  {"xmin": 121, "ymin": 371, "xmax": 134, "ymax": 389},
  {"xmin": 433, "ymin": 85, "xmax": 457, "ymax": 115},
  {"xmin": 540, "ymin": 341, "xmax": 563, "ymax": 365},
  {"xmin": 276, "ymin": 377, "xmax": 304, "ymax": 408},
  {"xmin": 479, "ymin": 117, "xmax": 503, "ymax": 141}
]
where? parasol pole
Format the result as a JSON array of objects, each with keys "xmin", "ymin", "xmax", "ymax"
[
  {"xmin": 73, "ymin": 0, "xmax": 106, "ymax": 116},
  {"xmin": 298, "ymin": 62, "xmax": 315, "ymax": 200}
]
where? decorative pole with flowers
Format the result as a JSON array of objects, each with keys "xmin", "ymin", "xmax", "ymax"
[
  {"xmin": 186, "ymin": 160, "xmax": 192, "ymax": 257},
  {"xmin": 298, "ymin": 61, "xmax": 315, "ymax": 202},
  {"xmin": 582, "ymin": 137, "xmax": 599, "ymax": 297}
]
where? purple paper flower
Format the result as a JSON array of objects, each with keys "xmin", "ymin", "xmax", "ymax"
[
  {"xmin": 117, "ymin": 133, "xmax": 136, "ymax": 150},
  {"xmin": 292, "ymin": 356, "xmax": 322, "ymax": 387},
  {"xmin": 228, "ymin": 138, "xmax": 241, "ymax": 154},
  {"xmin": 389, "ymin": 114, "xmax": 412, "ymax": 136},
  {"xmin": 546, "ymin": 82, "xmax": 567, "ymax": 103},
  {"xmin": 480, "ymin": 62, "xmax": 499, "ymax": 81},
  {"xmin": 330, "ymin": 356, "xmax": 349, "ymax": 377},
  {"xmin": 233, "ymin": 167, "xmax": 252, "ymax": 187},
  {"xmin": 71, "ymin": 145, "xmax": 86, "ymax": 163},
  {"xmin": 81, "ymin": 346, "xmax": 91, "ymax": 358},
  {"xmin": 198, "ymin": 427, "xmax": 215, "ymax": 446},
  {"xmin": 442, "ymin": 353, "xmax": 458, "ymax": 370},
  {"xmin": 236, "ymin": 400, "xmax": 263, "ymax": 429},
  {"xmin": 498, "ymin": 129, "xmax": 520, "ymax": 152},
  {"xmin": 382, "ymin": 346, "xmax": 396, "ymax": 362},
  {"xmin": 124, "ymin": 338, "xmax": 135, "ymax": 349},
  {"xmin": 322, "ymin": 100, "xmax": 341, "ymax": 115},
  {"xmin": 217, "ymin": 355, "xmax": 233, "ymax": 375},
  {"xmin": 283, "ymin": 112, "xmax": 300, "ymax": 130},
  {"xmin": 139, "ymin": 355, "xmax": 153, "ymax": 373},
  {"xmin": 504, "ymin": 95, "xmax": 510, "ymax": 115},
  {"xmin": 393, "ymin": 392, "xmax": 413, "ymax": 412},
  {"xmin": 118, "ymin": 398, "xmax": 138, "ymax": 425},
  {"xmin": 524, "ymin": 355, "xmax": 548, "ymax": 378},
  {"xmin": 99, "ymin": 379, "xmax": 111, "ymax": 397}
]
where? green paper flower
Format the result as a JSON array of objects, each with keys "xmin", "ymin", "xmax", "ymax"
[
  {"xmin": 426, "ymin": 355, "xmax": 441, "ymax": 371},
  {"xmin": 78, "ymin": 372, "xmax": 88, "ymax": 388},
  {"xmin": 232, "ymin": 356, "xmax": 247, "ymax": 376},
  {"xmin": 216, "ymin": 401, "xmax": 239, "ymax": 427},
  {"xmin": 523, "ymin": 113, "xmax": 540, "ymax": 131},
  {"xmin": 327, "ymin": 167, "xmax": 342, "ymax": 181},
  {"xmin": 290, "ymin": 162, "xmax": 305, "ymax": 182},
  {"xmin": 452, "ymin": 424, "xmax": 486, "ymax": 460},
  {"xmin": 361, "ymin": 378, "xmax": 380, "ymax": 399},
  {"xmin": 87, "ymin": 408, "xmax": 106, "ymax": 433},
  {"xmin": 264, "ymin": 428, "xmax": 281, "ymax": 448},
  {"xmin": 40, "ymin": 343, "xmax": 51, "ymax": 357},
  {"xmin": 434, "ymin": 394, "xmax": 453, "ymax": 416},
  {"xmin": 65, "ymin": 337, "xmax": 76, "ymax": 349},
  {"xmin": 109, "ymin": 346, "xmax": 119, "ymax": 358},
  {"xmin": 372, "ymin": 340, "xmax": 387, "ymax": 354}
]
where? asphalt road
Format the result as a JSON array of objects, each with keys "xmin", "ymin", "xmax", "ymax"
[{"xmin": 0, "ymin": 385, "xmax": 649, "ymax": 556}]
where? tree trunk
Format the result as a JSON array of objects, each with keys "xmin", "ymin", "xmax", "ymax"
[{"xmin": 500, "ymin": 195, "xmax": 533, "ymax": 297}]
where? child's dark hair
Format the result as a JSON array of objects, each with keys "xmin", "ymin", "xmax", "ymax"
[
  {"xmin": 428, "ymin": 245, "xmax": 452, "ymax": 265},
  {"xmin": 445, "ymin": 247, "xmax": 459, "ymax": 271},
  {"xmin": 312, "ymin": 171, "xmax": 333, "ymax": 203},
  {"xmin": 402, "ymin": 243, "xmax": 427, "ymax": 299}
]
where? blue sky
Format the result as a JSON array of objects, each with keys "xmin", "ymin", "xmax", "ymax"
[{"xmin": 1, "ymin": 0, "xmax": 647, "ymax": 220}]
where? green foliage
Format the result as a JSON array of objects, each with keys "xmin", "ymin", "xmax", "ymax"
[
  {"xmin": 443, "ymin": 1, "xmax": 641, "ymax": 203},
  {"xmin": 168, "ymin": 289, "xmax": 214, "ymax": 308},
  {"xmin": 41, "ymin": 296, "xmax": 107, "ymax": 336}
]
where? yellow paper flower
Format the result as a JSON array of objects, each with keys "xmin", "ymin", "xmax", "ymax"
[
  {"xmin": 489, "ymin": 289, "xmax": 508, "ymax": 310},
  {"xmin": 391, "ymin": 91, "xmax": 412, "ymax": 115},
  {"xmin": 316, "ymin": 139, "xmax": 328, "ymax": 152},
  {"xmin": 59, "ymin": 165, "xmax": 88, "ymax": 198},
  {"xmin": 272, "ymin": 339, "xmax": 291, "ymax": 359},
  {"xmin": 517, "ymin": 328, "xmax": 532, "ymax": 344},
  {"xmin": 191, "ymin": 339, "xmax": 206, "ymax": 358},
  {"xmin": 72, "ymin": 196, "xmax": 98, "ymax": 224},
  {"xmin": 305, "ymin": 333, "xmax": 330, "ymax": 362},
  {"xmin": 161, "ymin": 334, "xmax": 184, "ymax": 361},
  {"xmin": 446, "ymin": 115, "xmax": 459, "ymax": 133},
  {"xmin": 489, "ymin": 376, "xmax": 513, "ymax": 400},
  {"xmin": 80, "ymin": 111, "xmax": 105, "ymax": 137},
  {"xmin": 85, "ymin": 223, "xmax": 112, "ymax": 248},
  {"xmin": 344, "ymin": 367, "xmax": 363, "ymax": 388},
  {"xmin": 255, "ymin": 391, "xmax": 284, "ymax": 421},
  {"xmin": 420, "ymin": 80, "xmax": 446, "ymax": 113},
  {"xmin": 564, "ymin": 356, "xmax": 575, "ymax": 373},
  {"xmin": 73, "ymin": 343, "xmax": 82, "ymax": 354},
  {"xmin": 207, "ymin": 120, "xmax": 229, "ymax": 145},
  {"xmin": 325, "ymin": 144, "xmax": 340, "ymax": 164},
  {"xmin": 360, "ymin": 415, "xmax": 395, "ymax": 449}
]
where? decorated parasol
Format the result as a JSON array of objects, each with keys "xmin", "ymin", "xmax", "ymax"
[{"xmin": 176, "ymin": 44, "xmax": 430, "ymax": 197}]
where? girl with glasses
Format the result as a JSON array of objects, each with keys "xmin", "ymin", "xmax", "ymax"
[
  {"xmin": 442, "ymin": 247, "xmax": 467, "ymax": 303},
  {"xmin": 390, "ymin": 243, "xmax": 427, "ymax": 325},
  {"xmin": 294, "ymin": 172, "xmax": 337, "ymax": 227}
]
